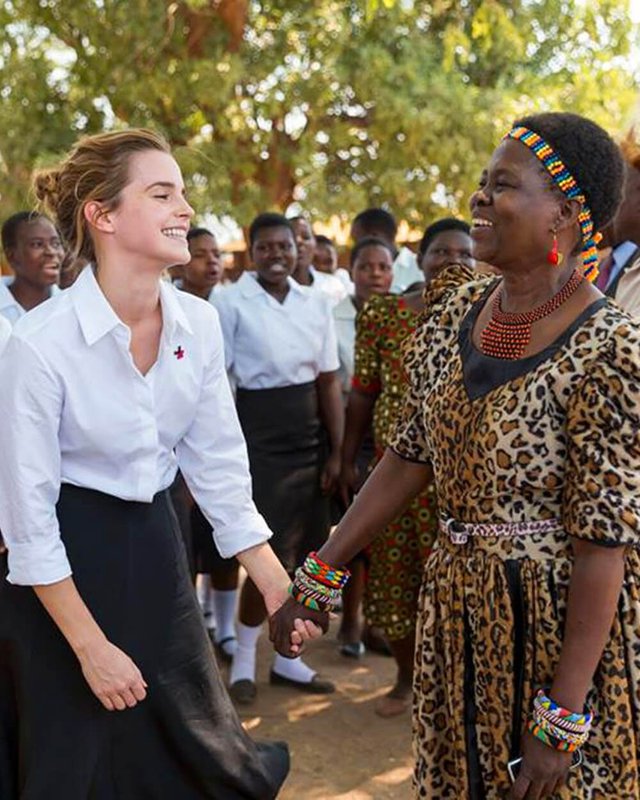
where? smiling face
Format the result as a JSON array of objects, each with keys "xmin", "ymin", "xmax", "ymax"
[
  {"xmin": 469, "ymin": 139, "xmax": 564, "ymax": 271},
  {"xmin": 251, "ymin": 224, "xmax": 297, "ymax": 289},
  {"xmin": 290, "ymin": 218, "xmax": 316, "ymax": 270},
  {"xmin": 352, "ymin": 244, "xmax": 393, "ymax": 302},
  {"xmin": 419, "ymin": 230, "xmax": 474, "ymax": 284},
  {"xmin": 183, "ymin": 233, "xmax": 223, "ymax": 292},
  {"xmin": 99, "ymin": 150, "xmax": 194, "ymax": 269},
  {"xmin": 8, "ymin": 217, "xmax": 64, "ymax": 288}
]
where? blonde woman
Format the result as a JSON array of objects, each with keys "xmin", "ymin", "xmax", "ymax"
[{"xmin": 0, "ymin": 129, "xmax": 318, "ymax": 799}]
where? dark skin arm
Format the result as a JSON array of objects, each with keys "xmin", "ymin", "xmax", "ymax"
[
  {"xmin": 269, "ymin": 449, "xmax": 432, "ymax": 654},
  {"xmin": 509, "ymin": 538, "xmax": 626, "ymax": 800},
  {"xmin": 339, "ymin": 388, "xmax": 377, "ymax": 507},
  {"xmin": 316, "ymin": 370, "xmax": 344, "ymax": 494}
]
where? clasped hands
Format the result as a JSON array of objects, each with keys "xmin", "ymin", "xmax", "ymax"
[{"xmin": 268, "ymin": 595, "xmax": 330, "ymax": 658}]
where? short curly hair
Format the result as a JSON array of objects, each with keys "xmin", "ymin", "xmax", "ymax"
[
  {"xmin": 513, "ymin": 112, "xmax": 624, "ymax": 232},
  {"xmin": 349, "ymin": 236, "xmax": 397, "ymax": 267},
  {"xmin": 248, "ymin": 212, "xmax": 294, "ymax": 248},
  {"xmin": 417, "ymin": 217, "xmax": 470, "ymax": 260}
]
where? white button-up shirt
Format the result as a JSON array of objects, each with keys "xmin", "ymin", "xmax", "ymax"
[
  {"xmin": 307, "ymin": 266, "xmax": 348, "ymax": 307},
  {"xmin": 0, "ymin": 276, "xmax": 60, "ymax": 326},
  {"xmin": 332, "ymin": 295, "xmax": 357, "ymax": 397},
  {"xmin": 0, "ymin": 266, "xmax": 272, "ymax": 586},
  {"xmin": 390, "ymin": 247, "xmax": 424, "ymax": 294},
  {"xmin": 213, "ymin": 271, "xmax": 339, "ymax": 390},
  {"xmin": 0, "ymin": 314, "xmax": 10, "ymax": 354}
]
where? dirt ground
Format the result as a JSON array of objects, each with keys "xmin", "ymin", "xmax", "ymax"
[{"xmin": 225, "ymin": 622, "xmax": 414, "ymax": 799}]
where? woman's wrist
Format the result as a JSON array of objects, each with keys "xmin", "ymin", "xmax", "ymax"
[
  {"xmin": 236, "ymin": 542, "xmax": 292, "ymax": 611},
  {"xmin": 548, "ymin": 688, "xmax": 587, "ymax": 714},
  {"xmin": 70, "ymin": 628, "xmax": 109, "ymax": 659}
]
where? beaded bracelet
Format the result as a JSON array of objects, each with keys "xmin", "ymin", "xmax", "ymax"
[
  {"xmin": 533, "ymin": 703, "xmax": 588, "ymax": 734},
  {"xmin": 294, "ymin": 567, "xmax": 342, "ymax": 602},
  {"xmin": 527, "ymin": 719, "xmax": 580, "ymax": 752},
  {"xmin": 528, "ymin": 690, "xmax": 592, "ymax": 753},
  {"xmin": 289, "ymin": 585, "xmax": 330, "ymax": 613},
  {"xmin": 289, "ymin": 552, "xmax": 351, "ymax": 613},
  {"xmin": 303, "ymin": 552, "xmax": 350, "ymax": 589},
  {"xmin": 534, "ymin": 690, "xmax": 593, "ymax": 728},
  {"xmin": 533, "ymin": 714, "xmax": 588, "ymax": 747}
]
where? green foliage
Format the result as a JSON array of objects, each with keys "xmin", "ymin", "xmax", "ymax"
[{"xmin": 0, "ymin": 0, "xmax": 638, "ymax": 231}]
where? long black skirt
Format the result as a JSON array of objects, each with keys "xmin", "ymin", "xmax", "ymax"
[
  {"xmin": 236, "ymin": 382, "xmax": 330, "ymax": 573},
  {"xmin": 0, "ymin": 485, "xmax": 289, "ymax": 799}
]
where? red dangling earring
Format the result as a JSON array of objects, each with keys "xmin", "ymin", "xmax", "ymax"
[{"xmin": 547, "ymin": 233, "xmax": 563, "ymax": 266}]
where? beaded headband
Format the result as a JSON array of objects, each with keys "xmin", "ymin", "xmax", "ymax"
[{"xmin": 504, "ymin": 125, "xmax": 601, "ymax": 282}]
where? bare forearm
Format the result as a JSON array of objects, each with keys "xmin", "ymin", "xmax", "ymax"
[
  {"xmin": 550, "ymin": 539, "xmax": 626, "ymax": 711},
  {"xmin": 317, "ymin": 371, "xmax": 344, "ymax": 454},
  {"xmin": 236, "ymin": 542, "xmax": 290, "ymax": 611},
  {"xmin": 342, "ymin": 390, "xmax": 376, "ymax": 465},
  {"xmin": 34, "ymin": 578, "xmax": 107, "ymax": 657},
  {"xmin": 319, "ymin": 449, "xmax": 432, "ymax": 565}
]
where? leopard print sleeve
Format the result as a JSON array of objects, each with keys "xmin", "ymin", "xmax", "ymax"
[
  {"xmin": 387, "ymin": 329, "xmax": 432, "ymax": 463},
  {"xmin": 563, "ymin": 319, "xmax": 640, "ymax": 546}
]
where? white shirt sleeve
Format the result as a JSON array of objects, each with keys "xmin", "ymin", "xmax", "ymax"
[
  {"xmin": 211, "ymin": 291, "xmax": 235, "ymax": 372},
  {"xmin": 175, "ymin": 311, "xmax": 272, "ymax": 558},
  {"xmin": 0, "ymin": 336, "xmax": 71, "ymax": 585},
  {"xmin": 319, "ymin": 301, "xmax": 340, "ymax": 374},
  {"xmin": 0, "ymin": 316, "xmax": 11, "ymax": 355}
]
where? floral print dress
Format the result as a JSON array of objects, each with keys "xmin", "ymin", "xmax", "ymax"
[{"xmin": 353, "ymin": 294, "xmax": 438, "ymax": 641}]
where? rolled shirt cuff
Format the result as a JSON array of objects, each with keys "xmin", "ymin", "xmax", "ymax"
[
  {"xmin": 212, "ymin": 511, "xmax": 273, "ymax": 559},
  {"xmin": 6, "ymin": 538, "xmax": 72, "ymax": 586}
]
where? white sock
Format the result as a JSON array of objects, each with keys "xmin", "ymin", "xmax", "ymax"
[
  {"xmin": 196, "ymin": 575, "xmax": 210, "ymax": 610},
  {"xmin": 272, "ymin": 654, "xmax": 316, "ymax": 683},
  {"xmin": 229, "ymin": 622, "xmax": 262, "ymax": 685},
  {"xmin": 212, "ymin": 589, "xmax": 238, "ymax": 648},
  {"xmin": 196, "ymin": 578, "xmax": 215, "ymax": 630},
  {"xmin": 211, "ymin": 589, "xmax": 238, "ymax": 642}
]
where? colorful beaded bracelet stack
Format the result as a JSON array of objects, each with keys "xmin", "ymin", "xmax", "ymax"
[
  {"xmin": 527, "ymin": 690, "xmax": 593, "ymax": 753},
  {"xmin": 289, "ymin": 552, "xmax": 351, "ymax": 613}
]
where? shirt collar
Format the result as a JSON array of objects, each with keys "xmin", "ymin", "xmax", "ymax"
[
  {"xmin": 613, "ymin": 240, "xmax": 638, "ymax": 270},
  {"xmin": 333, "ymin": 295, "xmax": 357, "ymax": 319},
  {"xmin": 72, "ymin": 266, "xmax": 122, "ymax": 345},
  {"xmin": 72, "ymin": 267, "xmax": 193, "ymax": 347},
  {"xmin": 159, "ymin": 279, "xmax": 194, "ymax": 339},
  {"xmin": 0, "ymin": 279, "xmax": 22, "ymax": 313},
  {"xmin": 238, "ymin": 270, "xmax": 308, "ymax": 300}
]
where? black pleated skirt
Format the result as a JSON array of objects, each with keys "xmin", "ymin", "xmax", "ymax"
[
  {"xmin": 236, "ymin": 382, "xmax": 330, "ymax": 573},
  {"xmin": 0, "ymin": 485, "xmax": 289, "ymax": 799}
]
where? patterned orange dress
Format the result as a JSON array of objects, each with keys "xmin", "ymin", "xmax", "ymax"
[{"xmin": 352, "ymin": 294, "xmax": 438, "ymax": 641}]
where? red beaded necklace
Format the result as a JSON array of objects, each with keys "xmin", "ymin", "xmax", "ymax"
[{"xmin": 480, "ymin": 269, "xmax": 583, "ymax": 360}]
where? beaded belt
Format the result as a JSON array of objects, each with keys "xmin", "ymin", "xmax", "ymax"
[{"xmin": 439, "ymin": 516, "xmax": 564, "ymax": 545}]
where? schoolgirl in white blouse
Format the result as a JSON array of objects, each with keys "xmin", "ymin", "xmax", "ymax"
[{"xmin": 214, "ymin": 213, "xmax": 344, "ymax": 704}]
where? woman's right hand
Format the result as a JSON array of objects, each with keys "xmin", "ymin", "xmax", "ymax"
[
  {"xmin": 77, "ymin": 637, "xmax": 148, "ymax": 711},
  {"xmin": 338, "ymin": 461, "xmax": 359, "ymax": 509}
]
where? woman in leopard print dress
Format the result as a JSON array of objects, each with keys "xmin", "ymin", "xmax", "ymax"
[{"xmin": 270, "ymin": 112, "xmax": 640, "ymax": 798}]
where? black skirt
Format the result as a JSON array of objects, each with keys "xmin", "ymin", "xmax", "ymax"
[
  {"xmin": 0, "ymin": 485, "xmax": 289, "ymax": 800},
  {"xmin": 236, "ymin": 382, "xmax": 330, "ymax": 573}
]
